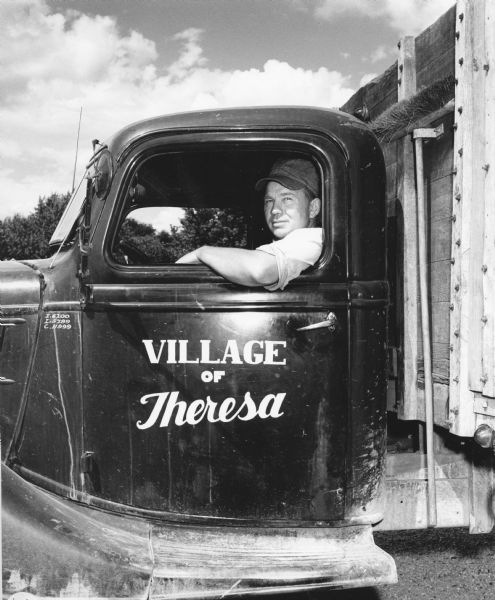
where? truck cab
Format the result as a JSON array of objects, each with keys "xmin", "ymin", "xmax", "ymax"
[{"xmin": 1, "ymin": 107, "xmax": 396, "ymax": 598}]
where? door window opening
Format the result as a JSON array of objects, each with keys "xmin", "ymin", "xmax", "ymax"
[{"xmin": 111, "ymin": 148, "xmax": 324, "ymax": 270}]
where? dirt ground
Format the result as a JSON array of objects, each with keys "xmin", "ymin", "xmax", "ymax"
[
  {"xmin": 370, "ymin": 528, "xmax": 495, "ymax": 600},
  {"xmin": 255, "ymin": 527, "xmax": 495, "ymax": 600}
]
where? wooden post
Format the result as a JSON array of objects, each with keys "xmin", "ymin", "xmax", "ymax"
[
  {"xmin": 473, "ymin": 1, "xmax": 495, "ymax": 530},
  {"xmin": 398, "ymin": 36, "xmax": 416, "ymax": 98},
  {"xmin": 448, "ymin": 0, "xmax": 476, "ymax": 437},
  {"xmin": 397, "ymin": 36, "xmax": 420, "ymax": 421},
  {"xmin": 467, "ymin": 0, "xmax": 487, "ymax": 394},
  {"xmin": 450, "ymin": 0, "xmax": 495, "ymax": 533},
  {"xmin": 482, "ymin": 0, "xmax": 495, "ymax": 400}
]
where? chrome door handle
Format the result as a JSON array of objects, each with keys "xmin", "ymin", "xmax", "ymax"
[{"xmin": 296, "ymin": 312, "xmax": 338, "ymax": 332}]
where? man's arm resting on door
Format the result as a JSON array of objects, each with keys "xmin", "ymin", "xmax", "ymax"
[{"xmin": 176, "ymin": 246, "xmax": 279, "ymax": 287}]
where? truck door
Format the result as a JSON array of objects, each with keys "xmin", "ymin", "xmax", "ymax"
[{"xmin": 80, "ymin": 133, "xmax": 349, "ymax": 523}]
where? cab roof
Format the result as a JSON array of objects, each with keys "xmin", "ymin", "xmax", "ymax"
[{"xmin": 105, "ymin": 106, "xmax": 374, "ymax": 162}]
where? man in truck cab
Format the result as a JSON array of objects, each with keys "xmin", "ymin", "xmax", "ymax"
[{"xmin": 176, "ymin": 157, "xmax": 322, "ymax": 290}]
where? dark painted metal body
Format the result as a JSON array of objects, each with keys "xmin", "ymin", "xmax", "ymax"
[{"xmin": 1, "ymin": 107, "xmax": 395, "ymax": 596}]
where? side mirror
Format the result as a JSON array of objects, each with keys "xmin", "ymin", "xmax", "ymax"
[{"xmin": 93, "ymin": 150, "xmax": 113, "ymax": 200}]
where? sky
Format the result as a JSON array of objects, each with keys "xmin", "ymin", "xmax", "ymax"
[{"xmin": 1, "ymin": 0, "xmax": 454, "ymax": 220}]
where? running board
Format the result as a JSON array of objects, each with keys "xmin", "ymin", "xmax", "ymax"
[
  {"xmin": 149, "ymin": 523, "xmax": 397, "ymax": 597},
  {"xmin": 2, "ymin": 465, "xmax": 397, "ymax": 598}
]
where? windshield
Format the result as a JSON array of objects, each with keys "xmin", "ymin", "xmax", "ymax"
[
  {"xmin": 49, "ymin": 173, "xmax": 88, "ymax": 246},
  {"xmin": 50, "ymin": 147, "xmax": 113, "ymax": 247}
]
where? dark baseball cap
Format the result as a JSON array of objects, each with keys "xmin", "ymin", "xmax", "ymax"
[{"xmin": 255, "ymin": 157, "xmax": 319, "ymax": 197}]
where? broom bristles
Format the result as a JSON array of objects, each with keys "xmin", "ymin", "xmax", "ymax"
[{"xmin": 371, "ymin": 75, "xmax": 455, "ymax": 141}]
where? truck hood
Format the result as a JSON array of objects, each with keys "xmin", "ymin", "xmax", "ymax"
[
  {"xmin": 0, "ymin": 259, "xmax": 43, "ymax": 310},
  {"xmin": 0, "ymin": 260, "xmax": 44, "ymax": 462}
]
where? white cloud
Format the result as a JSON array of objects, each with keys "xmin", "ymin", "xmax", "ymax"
[
  {"xmin": 368, "ymin": 45, "xmax": 394, "ymax": 64},
  {"xmin": 215, "ymin": 61, "xmax": 353, "ymax": 108},
  {"xmin": 0, "ymin": 168, "xmax": 64, "ymax": 219},
  {"xmin": 169, "ymin": 28, "xmax": 207, "ymax": 79},
  {"xmin": 131, "ymin": 207, "xmax": 185, "ymax": 232},
  {"xmin": 0, "ymin": 0, "xmax": 355, "ymax": 218},
  {"xmin": 315, "ymin": 0, "xmax": 370, "ymax": 19},
  {"xmin": 359, "ymin": 72, "xmax": 378, "ymax": 87},
  {"xmin": 314, "ymin": 0, "xmax": 454, "ymax": 36},
  {"xmin": 0, "ymin": 140, "xmax": 23, "ymax": 160}
]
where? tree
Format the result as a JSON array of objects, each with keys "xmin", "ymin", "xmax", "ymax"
[
  {"xmin": 114, "ymin": 217, "xmax": 174, "ymax": 264},
  {"xmin": 164, "ymin": 208, "xmax": 248, "ymax": 262},
  {"xmin": 115, "ymin": 207, "xmax": 248, "ymax": 264},
  {"xmin": 0, "ymin": 196, "xmax": 248, "ymax": 264},
  {"xmin": 0, "ymin": 193, "xmax": 70, "ymax": 260}
]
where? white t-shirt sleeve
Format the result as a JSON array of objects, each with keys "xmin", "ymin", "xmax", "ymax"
[{"xmin": 256, "ymin": 228, "xmax": 323, "ymax": 291}]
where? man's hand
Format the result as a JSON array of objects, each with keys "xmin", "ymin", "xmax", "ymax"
[{"xmin": 176, "ymin": 249, "xmax": 202, "ymax": 264}]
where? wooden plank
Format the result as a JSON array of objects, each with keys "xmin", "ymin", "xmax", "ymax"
[
  {"xmin": 415, "ymin": 383, "xmax": 450, "ymax": 427},
  {"xmin": 431, "ymin": 300, "xmax": 451, "ymax": 341},
  {"xmin": 396, "ymin": 37, "xmax": 419, "ymax": 421},
  {"xmin": 386, "ymin": 140, "xmax": 400, "ymax": 359},
  {"xmin": 418, "ymin": 372, "xmax": 450, "ymax": 395},
  {"xmin": 417, "ymin": 112, "xmax": 453, "ymax": 429},
  {"xmin": 430, "ymin": 268, "xmax": 450, "ymax": 308},
  {"xmin": 340, "ymin": 61, "xmax": 398, "ymax": 119},
  {"xmin": 415, "ymin": 5, "xmax": 456, "ymax": 88},
  {"xmin": 425, "ymin": 153, "xmax": 454, "ymax": 187},
  {"xmin": 416, "ymin": 50, "xmax": 455, "ymax": 90},
  {"xmin": 425, "ymin": 128, "xmax": 454, "ymax": 347},
  {"xmin": 385, "ymin": 165, "xmax": 397, "ymax": 203},
  {"xmin": 482, "ymin": 0, "xmax": 495, "ymax": 398},
  {"xmin": 361, "ymin": 61, "xmax": 398, "ymax": 116},
  {"xmin": 423, "ymin": 114, "xmax": 454, "ymax": 184},
  {"xmin": 432, "ymin": 339, "xmax": 450, "ymax": 358},
  {"xmin": 384, "ymin": 152, "xmax": 398, "ymax": 203},
  {"xmin": 370, "ymin": 86, "xmax": 398, "ymax": 120},
  {"xmin": 432, "ymin": 340, "xmax": 450, "ymax": 362},
  {"xmin": 432, "ymin": 354, "xmax": 450, "ymax": 383},
  {"xmin": 382, "ymin": 139, "xmax": 398, "ymax": 166},
  {"xmin": 448, "ymin": 0, "xmax": 476, "ymax": 437},
  {"xmin": 430, "ymin": 223, "xmax": 452, "ymax": 263},
  {"xmin": 429, "ymin": 188, "xmax": 453, "ymax": 223},
  {"xmin": 467, "ymin": 0, "xmax": 487, "ymax": 393},
  {"xmin": 376, "ymin": 477, "xmax": 469, "ymax": 530},
  {"xmin": 418, "ymin": 353, "xmax": 450, "ymax": 384},
  {"xmin": 418, "ymin": 351, "xmax": 450, "ymax": 380},
  {"xmin": 418, "ymin": 295, "xmax": 450, "ymax": 396},
  {"xmin": 424, "ymin": 114, "xmax": 454, "ymax": 336},
  {"xmin": 385, "ymin": 452, "xmax": 469, "ymax": 480},
  {"xmin": 474, "ymin": 396, "xmax": 495, "ymax": 417},
  {"xmin": 428, "ymin": 167, "xmax": 454, "ymax": 189},
  {"xmin": 340, "ymin": 83, "xmax": 368, "ymax": 116},
  {"xmin": 380, "ymin": 427, "xmax": 470, "ymax": 532}
]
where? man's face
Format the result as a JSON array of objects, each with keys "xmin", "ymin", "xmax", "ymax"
[{"xmin": 263, "ymin": 181, "xmax": 313, "ymax": 239}]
